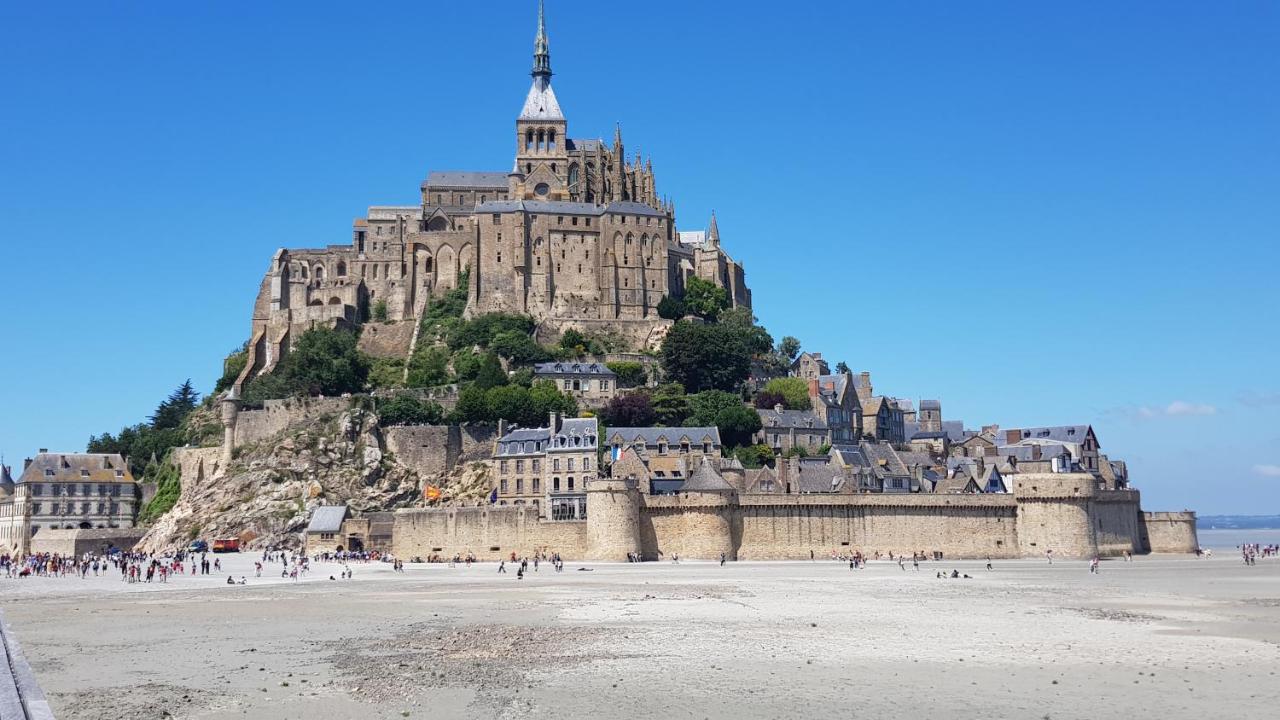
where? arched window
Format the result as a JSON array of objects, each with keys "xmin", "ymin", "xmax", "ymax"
[
  {"xmin": 336, "ymin": 261, "xmax": 347, "ymax": 277},
  {"xmin": 424, "ymin": 256, "xmax": 433, "ymax": 273},
  {"xmin": 537, "ymin": 129, "xmax": 545, "ymax": 151},
  {"xmin": 568, "ymin": 163, "xmax": 580, "ymax": 188},
  {"xmin": 427, "ymin": 216, "xmax": 449, "ymax": 231},
  {"xmin": 314, "ymin": 266, "xmax": 324, "ymax": 283},
  {"xmin": 526, "ymin": 129, "xmax": 534, "ymax": 150},
  {"xmin": 548, "ymin": 129, "xmax": 556, "ymax": 150}
]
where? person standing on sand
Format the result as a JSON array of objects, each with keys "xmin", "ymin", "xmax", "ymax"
[
  {"xmin": 498, "ymin": 560, "xmax": 506, "ymax": 574},
  {"xmin": 912, "ymin": 555, "xmax": 919, "ymax": 571},
  {"xmin": 810, "ymin": 550, "xmax": 814, "ymax": 561},
  {"xmin": 1089, "ymin": 556, "xmax": 1100, "ymax": 574},
  {"xmin": 1046, "ymin": 549, "xmax": 1053, "ymax": 565},
  {"xmin": 720, "ymin": 552, "xmax": 726, "ymax": 567},
  {"xmin": 986, "ymin": 557, "xmax": 993, "ymax": 571}
]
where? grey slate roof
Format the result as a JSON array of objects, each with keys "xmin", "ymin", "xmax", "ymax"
[
  {"xmin": 0, "ymin": 464, "xmax": 14, "ymax": 488},
  {"xmin": 533, "ymin": 362, "xmax": 616, "ymax": 377},
  {"xmin": 17, "ymin": 452, "xmax": 133, "ymax": 484},
  {"xmin": 307, "ymin": 505, "xmax": 349, "ymax": 534},
  {"xmin": 829, "ymin": 444, "xmax": 871, "ymax": 468},
  {"xmin": 940, "ymin": 421, "xmax": 967, "ymax": 442},
  {"xmin": 424, "ymin": 171, "xmax": 510, "ymax": 188},
  {"xmin": 1000, "ymin": 425, "xmax": 1095, "ymax": 447},
  {"xmin": 757, "ymin": 408, "xmax": 828, "ymax": 430},
  {"xmin": 607, "ymin": 427, "xmax": 722, "ymax": 448},
  {"xmin": 567, "ymin": 138, "xmax": 602, "ymax": 152},
  {"xmin": 551, "ymin": 418, "xmax": 599, "ymax": 450},
  {"xmin": 859, "ymin": 441, "xmax": 909, "ymax": 477},
  {"xmin": 920, "ymin": 399, "xmax": 942, "ymax": 411},
  {"xmin": 679, "ymin": 458, "xmax": 735, "ymax": 493}
]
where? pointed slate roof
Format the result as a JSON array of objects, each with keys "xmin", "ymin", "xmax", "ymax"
[
  {"xmin": 520, "ymin": 78, "xmax": 564, "ymax": 120},
  {"xmin": 680, "ymin": 458, "xmax": 735, "ymax": 493}
]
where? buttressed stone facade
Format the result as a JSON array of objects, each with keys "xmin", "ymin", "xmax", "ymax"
[{"xmin": 235, "ymin": 2, "xmax": 751, "ymax": 389}]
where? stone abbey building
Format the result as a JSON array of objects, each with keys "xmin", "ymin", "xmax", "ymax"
[{"xmin": 236, "ymin": 3, "xmax": 750, "ymax": 387}]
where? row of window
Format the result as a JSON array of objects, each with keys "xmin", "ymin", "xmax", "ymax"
[
  {"xmin": 560, "ymin": 378, "xmax": 610, "ymax": 392},
  {"xmin": 27, "ymin": 483, "xmax": 124, "ymax": 497},
  {"xmin": 499, "ymin": 456, "xmax": 591, "ymax": 473},
  {"xmin": 33, "ymin": 502, "xmax": 122, "ymax": 515},
  {"xmin": 498, "ymin": 476, "xmax": 587, "ymax": 495}
]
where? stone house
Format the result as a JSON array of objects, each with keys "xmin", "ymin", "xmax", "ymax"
[
  {"xmin": 9, "ymin": 452, "xmax": 140, "ymax": 538},
  {"xmin": 605, "ymin": 426, "xmax": 722, "ymax": 494},
  {"xmin": 790, "ymin": 352, "xmax": 830, "ymax": 380},
  {"xmin": 999, "ymin": 425, "xmax": 1101, "ymax": 474},
  {"xmin": 860, "ymin": 396, "xmax": 906, "ymax": 444},
  {"xmin": 532, "ymin": 362, "xmax": 617, "ymax": 407},
  {"xmin": 492, "ymin": 413, "xmax": 599, "ymax": 519},
  {"xmin": 807, "ymin": 373, "xmax": 862, "ymax": 444},
  {"xmin": 755, "ymin": 406, "xmax": 831, "ymax": 456}
]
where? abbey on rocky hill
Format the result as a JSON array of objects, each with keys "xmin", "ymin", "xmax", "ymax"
[{"xmin": 237, "ymin": 2, "xmax": 749, "ymax": 388}]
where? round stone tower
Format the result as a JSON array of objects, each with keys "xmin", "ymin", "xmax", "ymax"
[
  {"xmin": 664, "ymin": 458, "xmax": 737, "ymax": 561},
  {"xmin": 220, "ymin": 388, "xmax": 242, "ymax": 469},
  {"xmin": 585, "ymin": 475, "xmax": 641, "ymax": 561}
]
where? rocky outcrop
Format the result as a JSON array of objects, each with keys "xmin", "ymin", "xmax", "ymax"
[{"xmin": 138, "ymin": 408, "xmax": 491, "ymax": 553}]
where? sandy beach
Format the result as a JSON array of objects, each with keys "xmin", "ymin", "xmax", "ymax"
[{"xmin": 4, "ymin": 552, "xmax": 1279, "ymax": 719}]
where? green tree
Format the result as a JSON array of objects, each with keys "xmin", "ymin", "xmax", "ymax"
[
  {"xmin": 687, "ymin": 390, "xmax": 743, "ymax": 426},
  {"xmin": 371, "ymin": 299, "xmax": 389, "ymax": 322},
  {"xmin": 683, "ymin": 277, "xmax": 730, "ymax": 320},
  {"xmin": 529, "ymin": 380, "xmax": 577, "ymax": 420},
  {"xmin": 649, "ymin": 383, "xmax": 691, "ymax": 425},
  {"xmin": 778, "ymin": 336, "xmax": 802, "ymax": 362},
  {"xmin": 714, "ymin": 404, "xmax": 763, "ymax": 448},
  {"xmin": 452, "ymin": 384, "xmax": 492, "ymax": 424},
  {"xmin": 150, "ymin": 380, "xmax": 200, "ymax": 430},
  {"xmin": 472, "ymin": 352, "xmax": 508, "ymax": 390},
  {"xmin": 378, "ymin": 394, "xmax": 444, "ymax": 426},
  {"xmin": 606, "ymin": 361, "xmax": 647, "ymax": 388},
  {"xmin": 835, "ymin": 361, "xmax": 851, "ymax": 375},
  {"xmin": 560, "ymin": 329, "xmax": 587, "ymax": 351},
  {"xmin": 599, "ymin": 393, "xmax": 657, "ymax": 427},
  {"xmin": 490, "ymin": 330, "xmax": 551, "ymax": 365},
  {"xmin": 660, "ymin": 321, "xmax": 751, "ymax": 393},
  {"xmin": 486, "ymin": 385, "xmax": 538, "ymax": 426},
  {"xmin": 733, "ymin": 443, "xmax": 775, "ymax": 469},
  {"xmin": 763, "ymin": 377, "xmax": 812, "ymax": 410},
  {"xmin": 368, "ymin": 357, "xmax": 406, "ymax": 389},
  {"xmin": 284, "ymin": 327, "xmax": 369, "ymax": 396},
  {"xmin": 718, "ymin": 307, "xmax": 775, "ymax": 356},
  {"xmin": 656, "ymin": 295, "xmax": 685, "ymax": 320}
]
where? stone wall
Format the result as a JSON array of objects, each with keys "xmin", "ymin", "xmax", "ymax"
[
  {"xmin": 639, "ymin": 493, "xmax": 735, "ymax": 561},
  {"xmin": 357, "ymin": 321, "xmax": 416, "ymax": 359},
  {"xmin": 29, "ymin": 528, "xmax": 146, "ymax": 556},
  {"xmin": 1140, "ymin": 511, "xmax": 1199, "ymax": 553},
  {"xmin": 234, "ymin": 396, "xmax": 353, "ymax": 447},
  {"xmin": 392, "ymin": 506, "xmax": 587, "ymax": 560},
  {"xmin": 1092, "ymin": 491, "xmax": 1144, "ymax": 557},
  {"xmin": 383, "ymin": 425, "xmax": 498, "ymax": 478},
  {"xmin": 735, "ymin": 494, "xmax": 1020, "ymax": 561}
]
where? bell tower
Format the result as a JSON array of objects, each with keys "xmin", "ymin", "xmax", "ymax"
[{"xmin": 513, "ymin": 0, "xmax": 569, "ymax": 200}]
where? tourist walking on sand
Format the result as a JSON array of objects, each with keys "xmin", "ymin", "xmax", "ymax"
[
  {"xmin": 498, "ymin": 560, "xmax": 506, "ymax": 574},
  {"xmin": 986, "ymin": 557, "xmax": 993, "ymax": 571},
  {"xmin": 1089, "ymin": 556, "xmax": 1100, "ymax": 574},
  {"xmin": 1046, "ymin": 549, "xmax": 1053, "ymax": 565},
  {"xmin": 720, "ymin": 552, "xmax": 726, "ymax": 567},
  {"xmin": 912, "ymin": 555, "xmax": 919, "ymax": 571}
]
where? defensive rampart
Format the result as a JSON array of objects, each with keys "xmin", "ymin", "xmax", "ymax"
[
  {"xmin": 392, "ymin": 505, "xmax": 587, "ymax": 560},
  {"xmin": 1139, "ymin": 511, "xmax": 1199, "ymax": 553}
]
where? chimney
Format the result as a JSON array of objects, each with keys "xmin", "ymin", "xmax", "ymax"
[
  {"xmin": 1031, "ymin": 444, "xmax": 1042, "ymax": 461},
  {"xmin": 807, "ymin": 378, "xmax": 819, "ymax": 398},
  {"xmin": 1006, "ymin": 429, "xmax": 1021, "ymax": 445},
  {"xmin": 23, "ymin": 457, "xmax": 33, "ymax": 471},
  {"xmin": 38, "ymin": 448, "xmax": 47, "ymax": 454},
  {"xmin": 548, "ymin": 411, "xmax": 560, "ymax": 433},
  {"xmin": 497, "ymin": 418, "xmax": 507, "ymax": 438},
  {"xmin": 774, "ymin": 403, "xmax": 784, "ymax": 414}
]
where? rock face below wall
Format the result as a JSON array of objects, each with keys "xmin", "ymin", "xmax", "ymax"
[{"xmin": 138, "ymin": 409, "xmax": 494, "ymax": 553}]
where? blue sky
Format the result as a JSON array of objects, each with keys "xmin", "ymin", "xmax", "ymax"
[{"xmin": 1, "ymin": 1, "xmax": 1276, "ymax": 515}]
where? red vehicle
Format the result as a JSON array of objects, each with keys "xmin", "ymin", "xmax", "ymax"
[{"xmin": 212, "ymin": 538, "xmax": 241, "ymax": 553}]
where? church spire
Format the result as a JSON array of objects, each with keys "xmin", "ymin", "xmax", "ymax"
[
  {"xmin": 708, "ymin": 211, "xmax": 720, "ymax": 246},
  {"xmin": 532, "ymin": 0, "xmax": 552, "ymax": 80}
]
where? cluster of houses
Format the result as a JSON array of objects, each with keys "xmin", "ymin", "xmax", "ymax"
[{"xmin": 494, "ymin": 351, "xmax": 1131, "ymax": 518}]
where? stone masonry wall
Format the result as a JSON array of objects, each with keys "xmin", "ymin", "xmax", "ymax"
[
  {"xmin": 30, "ymin": 528, "xmax": 146, "ymax": 556},
  {"xmin": 392, "ymin": 506, "xmax": 587, "ymax": 560},
  {"xmin": 735, "ymin": 494, "xmax": 1020, "ymax": 560},
  {"xmin": 234, "ymin": 397, "xmax": 353, "ymax": 448},
  {"xmin": 356, "ymin": 321, "xmax": 416, "ymax": 359},
  {"xmin": 1140, "ymin": 511, "xmax": 1199, "ymax": 553}
]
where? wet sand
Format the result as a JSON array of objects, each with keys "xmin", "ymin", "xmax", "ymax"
[{"xmin": 4, "ymin": 553, "xmax": 1279, "ymax": 719}]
